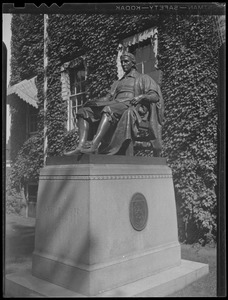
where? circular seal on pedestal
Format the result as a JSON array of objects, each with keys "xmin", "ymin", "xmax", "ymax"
[{"xmin": 129, "ymin": 193, "xmax": 148, "ymax": 231}]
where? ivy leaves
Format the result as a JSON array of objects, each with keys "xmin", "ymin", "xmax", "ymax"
[
  {"xmin": 10, "ymin": 133, "xmax": 44, "ymax": 191},
  {"xmin": 159, "ymin": 15, "xmax": 218, "ymax": 244}
]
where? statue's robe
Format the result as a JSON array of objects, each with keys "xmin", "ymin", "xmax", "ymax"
[{"xmin": 79, "ymin": 69, "xmax": 164, "ymax": 155}]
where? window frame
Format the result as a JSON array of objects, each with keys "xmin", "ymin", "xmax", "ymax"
[
  {"xmin": 61, "ymin": 55, "xmax": 87, "ymax": 131},
  {"xmin": 26, "ymin": 104, "xmax": 38, "ymax": 138}
]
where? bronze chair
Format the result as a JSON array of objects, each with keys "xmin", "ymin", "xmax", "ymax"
[{"xmin": 123, "ymin": 69, "xmax": 164, "ymax": 157}]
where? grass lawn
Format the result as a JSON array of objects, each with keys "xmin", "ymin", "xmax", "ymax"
[
  {"xmin": 168, "ymin": 244, "xmax": 217, "ymax": 297},
  {"xmin": 4, "ymin": 213, "xmax": 217, "ymax": 297}
]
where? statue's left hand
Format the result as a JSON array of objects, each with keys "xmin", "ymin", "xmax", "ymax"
[{"xmin": 131, "ymin": 95, "xmax": 143, "ymax": 106}]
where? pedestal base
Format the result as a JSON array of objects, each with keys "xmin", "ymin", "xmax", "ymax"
[
  {"xmin": 5, "ymin": 154, "xmax": 209, "ymax": 297},
  {"xmin": 5, "ymin": 260, "xmax": 209, "ymax": 297},
  {"xmin": 32, "ymin": 155, "xmax": 184, "ymax": 295}
]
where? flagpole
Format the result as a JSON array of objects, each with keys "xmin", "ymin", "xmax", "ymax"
[{"xmin": 43, "ymin": 14, "xmax": 48, "ymax": 165}]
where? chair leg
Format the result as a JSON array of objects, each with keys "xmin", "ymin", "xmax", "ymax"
[{"xmin": 152, "ymin": 139, "xmax": 162, "ymax": 157}]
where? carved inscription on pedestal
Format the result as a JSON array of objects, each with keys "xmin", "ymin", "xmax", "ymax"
[{"xmin": 129, "ymin": 193, "xmax": 148, "ymax": 231}]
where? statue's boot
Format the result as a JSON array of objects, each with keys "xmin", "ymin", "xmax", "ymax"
[
  {"xmin": 64, "ymin": 118, "xmax": 89, "ymax": 156},
  {"xmin": 81, "ymin": 114, "xmax": 111, "ymax": 154}
]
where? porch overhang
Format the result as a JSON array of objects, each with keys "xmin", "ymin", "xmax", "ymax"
[{"xmin": 7, "ymin": 76, "xmax": 38, "ymax": 109}]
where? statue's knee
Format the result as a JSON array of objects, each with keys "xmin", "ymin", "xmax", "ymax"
[
  {"xmin": 77, "ymin": 107, "xmax": 91, "ymax": 121},
  {"xmin": 102, "ymin": 107, "xmax": 118, "ymax": 124}
]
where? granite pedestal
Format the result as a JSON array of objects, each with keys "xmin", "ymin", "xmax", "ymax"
[{"xmin": 5, "ymin": 154, "xmax": 209, "ymax": 297}]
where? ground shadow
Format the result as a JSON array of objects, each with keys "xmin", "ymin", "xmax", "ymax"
[{"xmin": 5, "ymin": 223, "xmax": 35, "ymax": 263}]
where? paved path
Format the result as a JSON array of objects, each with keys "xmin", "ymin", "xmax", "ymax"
[{"xmin": 4, "ymin": 214, "xmax": 35, "ymax": 274}]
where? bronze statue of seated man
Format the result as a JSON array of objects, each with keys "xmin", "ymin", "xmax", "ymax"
[{"xmin": 64, "ymin": 52, "xmax": 163, "ymax": 156}]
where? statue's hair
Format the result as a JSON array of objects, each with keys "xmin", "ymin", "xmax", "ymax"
[{"xmin": 120, "ymin": 52, "xmax": 136, "ymax": 65}]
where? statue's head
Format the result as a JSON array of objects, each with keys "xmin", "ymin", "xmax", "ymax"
[{"xmin": 120, "ymin": 52, "xmax": 136, "ymax": 73}]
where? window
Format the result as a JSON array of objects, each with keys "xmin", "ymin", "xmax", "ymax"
[
  {"xmin": 117, "ymin": 27, "xmax": 158, "ymax": 78},
  {"xmin": 129, "ymin": 39, "xmax": 156, "ymax": 74},
  {"xmin": 26, "ymin": 105, "xmax": 38, "ymax": 137},
  {"xmin": 26, "ymin": 182, "xmax": 38, "ymax": 218},
  {"xmin": 27, "ymin": 183, "xmax": 38, "ymax": 203},
  {"xmin": 29, "ymin": 112, "xmax": 38, "ymax": 134},
  {"xmin": 61, "ymin": 56, "xmax": 87, "ymax": 131},
  {"xmin": 69, "ymin": 67, "xmax": 87, "ymax": 130}
]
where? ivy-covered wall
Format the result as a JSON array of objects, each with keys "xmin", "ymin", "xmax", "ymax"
[
  {"xmin": 9, "ymin": 13, "xmax": 220, "ymax": 244},
  {"xmin": 9, "ymin": 14, "xmax": 44, "ymax": 190},
  {"xmin": 158, "ymin": 15, "xmax": 218, "ymax": 244}
]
